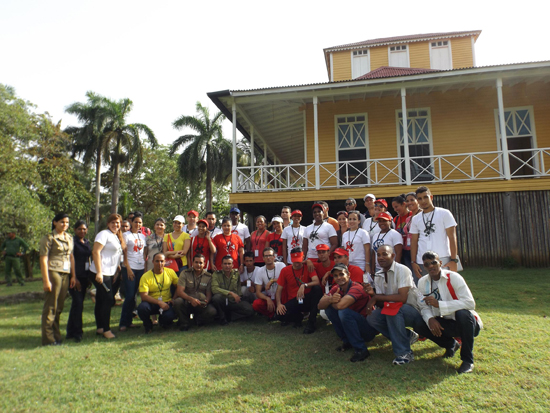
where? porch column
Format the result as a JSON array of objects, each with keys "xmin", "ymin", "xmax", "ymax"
[
  {"xmin": 232, "ymin": 102, "xmax": 237, "ymax": 191},
  {"xmin": 496, "ymin": 78, "xmax": 511, "ymax": 180},
  {"xmin": 313, "ymin": 96, "xmax": 320, "ymax": 190},
  {"xmin": 250, "ymin": 126, "xmax": 255, "ymax": 190},
  {"xmin": 263, "ymin": 141, "xmax": 267, "ymax": 188},
  {"xmin": 401, "ymin": 88, "xmax": 412, "ymax": 186},
  {"xmin": 303, "ymin": 111, "xmax": 308, "ymax": 189}
]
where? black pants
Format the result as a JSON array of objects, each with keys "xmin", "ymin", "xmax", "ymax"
[
  {"xmin": 66, "ymin": 275, "xmax": 90, "ymax": 338},
  {"xmin": 173, "ymin": 297, "xmax": 217, "ymax": 326},
  {"xmin": 90, "ymin": 273, "xmax": 114, "ymax": 332},
  {"xmin": 281, "ymin": 285, "xmax": 323, "ymax": 327},
  {"xmin": 211, "ymin": 294, "xmax": 254, "ymax": 323},
  {"xmin": 137, "ymin": 301, "xmax": 176, "ymax": 332}
]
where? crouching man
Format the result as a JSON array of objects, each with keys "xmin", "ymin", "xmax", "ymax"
[
  {"xmin": 318, "ymin": 263, "xmax": 378, "ymax": 362},
  {"xmin": 137, "ymin": 253, "xmax": 178, "ymax": 333},
  {"xmin": 173, "ymin": 254, "xmax": 217, "ymax": 331},
  {"xmin": 418, "ymin": 251, "xmax": 483, "ymax": 374}
]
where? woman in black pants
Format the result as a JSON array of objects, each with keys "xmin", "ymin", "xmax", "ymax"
[
  {"xmin": 66, "ymin": 220, "xmax": 92, "ymax": 342},
  {"xmin": 90, "ymin": 213, "xmax": 125, "ymax": 339}
]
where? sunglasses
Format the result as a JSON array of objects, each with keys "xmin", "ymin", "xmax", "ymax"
[
  {"xmin": 345, "ymin": 202, "xmax": 355, "ymax": 206},
  {"xmin": 423, "ymin": 260, "xmax": 439, "ymax": 267}
]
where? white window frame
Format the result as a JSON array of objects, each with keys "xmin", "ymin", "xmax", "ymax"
[
  {"xmin": 351, "ymin": 49, "xmax": 371, "ymax": 78},
  {"xmin": 493, "ymin": 105, "xmax": 539, "ymax": 175},
  {"xmin": 395, "ymin": 108, "xmax": 434, "ymax": 182},
  {"xmin": 429, "ymin": 40, "xmax": 453, "ymax": 70},
  {"xmin": 388, "ymin": 44, "xmax": 410, "ymax": 68},
  {"xmin": 335, "ymin": 113, "xmax": 369, "ymax": 187}
]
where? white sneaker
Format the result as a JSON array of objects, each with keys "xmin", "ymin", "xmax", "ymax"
[
  {"xmin": 392, "ymin": 352, "xmax": 414, "ymax": 365},
  {"xmin": 409, "ymin": 330, "xmax": 419, "ymax": 345}
]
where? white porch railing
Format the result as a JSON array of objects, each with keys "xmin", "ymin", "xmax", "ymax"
[{"xmin": 234, "ymin": 148, "xmax": 550, "ymax": 192}]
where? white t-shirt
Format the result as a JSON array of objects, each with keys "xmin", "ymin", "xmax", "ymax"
[
  {"xmin": 304, "ymin": 222, "xmax": 337, "ymax": 259},
  {"xmin": 90, "ymin": 229, "xmax": 123, "ymax": 276},
  {"xmin": 240, "ymin": 266, "xmax": 259, "ymax": 285},
  {"xmin": 231, "ymin": 223, "xmax": 250, "ymax": 244},
  {"xmin": 254, "ymin": 262, "xmax": 286, "ymax": 299},
  {"xmin": 371, "ymin": 229, "xmax": 403, "ymax": 271},
  {"xmin": 281, "ymin": 225, "xmax": 306, "ymax": 262},
  {"xmin": 410, "ymin": 207, "xmax": 457, "ymax": 262},
  {"xmin": 183, "ymin": 224, "xmax": 196, "ymax": 234},
  {"xmin": 362, "ymin": 218, "xmax": 381, "ymax": 239},
  {"xmin": 341, "ymin": 228, "xmax": 370, "ymax": 269},
  {"xmin": 123, "ymin": 231, "xmax": 147, "ymax": 270}
]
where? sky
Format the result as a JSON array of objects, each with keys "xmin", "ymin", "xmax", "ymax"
[{"xmin": 2, "ymin": 0, "xmax": 549, "ymax": 147}]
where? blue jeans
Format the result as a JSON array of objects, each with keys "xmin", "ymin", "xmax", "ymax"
[
  {"xmin": 367, "ymin": 303, "xmax": 424, "ymax": 356},
  {"xmin": 325, "ymin": 307, "xmax": 378, "ymax": 352},
  {"xmin": 137, "ymin": 301, "xmax": 176, "ymax": 331},
  {"xmin": 119, "ymin": 267, "xmax": 144, "ymax": 328}
]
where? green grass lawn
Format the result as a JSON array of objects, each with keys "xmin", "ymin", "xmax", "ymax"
[{"xmin": 1, "ymin": 268, "xmax": 549, "ymax": 412}]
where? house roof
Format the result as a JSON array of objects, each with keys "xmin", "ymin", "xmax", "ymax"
[
  {"xmin": 355, "ymin": 66, "xmax": 441, "ymax": 80},
  {"xmin": 324, "ymin": 30, "xmax": 482, "ymax": 53}
]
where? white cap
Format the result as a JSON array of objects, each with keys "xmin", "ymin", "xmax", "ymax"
[
  {"xmin": 363, "ymin": 193, "xmax": 376, "ymax": 201},
  {"xmin": 173, "ymin": 215, "xmax": 186, "ymax": 223},
  {"xmin": 271, "ymin": 216, "xmax": 284, "ymax": 224}
]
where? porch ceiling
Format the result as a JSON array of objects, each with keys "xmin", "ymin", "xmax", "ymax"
[{"xmin": 208, "ymin": 62, "xmax": 550, "ymax": 166}]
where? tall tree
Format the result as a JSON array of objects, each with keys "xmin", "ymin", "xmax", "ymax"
[{"xmin": 170, "ymin": 102, "xmax": 231, "ymax": 211}]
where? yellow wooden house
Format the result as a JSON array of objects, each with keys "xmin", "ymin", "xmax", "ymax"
[{"xmin": 208, "ymin": 30, "xmax": 550, "ymax": 266}]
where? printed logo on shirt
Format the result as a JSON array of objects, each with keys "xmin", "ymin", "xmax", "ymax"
[{"xmin": 345, "ymin": 241, "xmax": 354, "ymax": 252}]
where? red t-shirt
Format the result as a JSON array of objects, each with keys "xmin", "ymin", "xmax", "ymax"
[
  {"xmin": 250, "ymin": 230, "xmax": 270, "ymax": 263},
  {"xmin": 212, "ymin": 233, "xmax": 243, "ymax": 269},
  {"xmin": 348, "ymin": 264, "xmax": 364, "ymax": 283},
  {"xmin": 329, "ymin": 281, "xmax": 370, "ymax": 316},
  {"xmin": 267, "ymin": 232, "xmax": 283, "ymax": 259},
  {"xmin": 394, "ymin": 212, "xmax": 412, "ymax": 244},
  {"xmin": 189, "ymin": 235, "xmax": 214, "ymax": 270},
  {"xmin": 277, "ymin": 265, "xmax": 317, "ymax": 302},
  {"xmin": 313, "ymin": 259, "xmax": 335, "ymax": 285}
]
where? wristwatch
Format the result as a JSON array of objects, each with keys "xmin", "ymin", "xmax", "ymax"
[
  {"xmin": 450, "ymin": 258, "xmax": 459, "ymax": 263},
  {"xmin": 305, "ymin": 283, "xmax": 308, "ymax": 288}
]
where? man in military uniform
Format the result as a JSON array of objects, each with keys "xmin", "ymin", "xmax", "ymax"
[
  {"xmin": 1, "ymin": 231, "xmax": 29, "ymax": 286},
  {"xmin": 173, "ymin": 254, "xmax": 217, "ymax": 331}
]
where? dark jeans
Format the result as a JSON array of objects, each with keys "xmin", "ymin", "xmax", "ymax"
[
  {"xmin": 66, "ymin": 275, "xmax": 90, "ymax": 338},
  {"xmin": 90, "ymin": 273, "xmax": 115, "ymax": 332},
  {"xmin": 325, "ymin": 306, "xmax": 378, "ymax": 352},
  {"xmin": 137, "ymin": 301, "xmax": 176, "ymax": 332},
  {"xmin": 119, "ymin": 267, "xmax": 144, "ymax": 328},
  {"xmin": 211, "ymin": 294, "xmax": 254, "ymax": 323},
  {"xmin": 280, "ymin": 285, "xmax": 323, "ymax": 327},
  {"xmin": 173, "ymin": 297, "xmax": 216, "ymax": 326},
  {"xmin": 429, "ymin": 310, "xmax": 480, "ymax": 364}
]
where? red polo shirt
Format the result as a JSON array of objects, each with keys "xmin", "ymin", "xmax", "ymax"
[{"xmin": 278, "ymin": 264, "xmax": 317, "ymax": 302}]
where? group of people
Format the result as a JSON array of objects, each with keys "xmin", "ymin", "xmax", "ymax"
[{"xmin": 36, "ymin": 185, "xmax": 482, "ymax": 374}]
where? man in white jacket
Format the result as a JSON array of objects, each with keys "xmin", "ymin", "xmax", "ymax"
[{"xmin": 418, "ymin": 251, "xmax": 482, "ymax": 374}]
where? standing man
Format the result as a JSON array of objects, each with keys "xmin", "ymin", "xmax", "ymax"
[
  {"xmin": 410, "ymin": 186, "xmax": 458, "ymax": 280},
  {"xmin": 281, "ymin": 210, "xmax": 305, "ymax": 265},
  {"xmin": 211, "ymin": 256, "xmax": 254, "ymax": 325},
  {"xmin": 275, "ymin": 247, "xmax": 322, "ymax": 334},
  {"xmin": 1, "ymin": 231, "xmax": 29, "ymax": 286},
  {"xmin": 318, "ymin": 263, "xmax": 378, "ymax": 362},
  {"xmin": 240, "ymin": 251, "xmax": 258, "ymax": 303},
  {"xmin": 365, "ymin": 245, "xmax": 423, "ymax": 366},
  {"xmin": 252, "ymin": 247, "xmax": 286, "ymax": 320},
  {"xmin": 281, "ymin": 206, "xmax": 292, "ymax": 228},
  {"xmin": 363, "ymin": 193, "xmax": 376, "ymax": 219},
  {"xmin": 173, "ymin": 254, "xmax": 217, "ymax": 331},
  {"xmin": 183, "ymin": 210, "xmax": 199, "ymax": 234},
  {"xmin": 195, "ymin": 211, "xmax": 223, "ymax": 238},
  {"xmin": 418, "ymin": 251, "xmax": 482, "ymax": 374},
  {"xmin": 318, "ymin": 201, "xmax": 340, "ymax": 233},
  {"xmin": 302, "ymin": 203, "xmax": 338, "ymax": 270},
  {"xmin": 230, "ymin": 207, "xmax": 251, "ymax": 251},
  {"xmin": 137, "ymin": 253, "xmax": 178, "ymax": 333},
  {"xmin": 344, "ymin": 198, "xmax": 366, "ymax": 226}
]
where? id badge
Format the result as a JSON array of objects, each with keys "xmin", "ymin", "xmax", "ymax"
[
  {"xmin": 226, "ymin": 298, "xmax": 229, "ymax": 306},
  {"xmin": 325, "ymin": 283, "xmax": 330, "ymax": 294},
  {"xmin": 363, "ymin": 273, "xmax": 369, "ymax": 283},
  {"xmin": 158, "ymin": 296, "xmax": 163, "ymax": 301},
  {"xmin": 407, "ymin": 238, "xmax": 411, "ymax": 247},
  {"xmin": 247, "ymin": 280, "xmax": 251, "ymax": 287},
  {"xmin": 85, "ymin": 262, "xmax": 90, "ymax": 271},
  {"xmin": 254, "ymin": 250, "xmax": 259, "ymax": 257},
  {"xmin": 298, "ymin": 298, "xmax": 304, "ymax": 304},
  {"xmin": 63, "ymin": 261, "xmax": 69, "ymax": 272}
]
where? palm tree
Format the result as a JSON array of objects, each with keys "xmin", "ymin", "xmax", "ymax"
[{"xmin": 170, "ymin": 102, "xmax": 231, "ymax": 212}]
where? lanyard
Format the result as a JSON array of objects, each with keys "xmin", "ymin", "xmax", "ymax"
[
  {"xmin": 346, "ymin": 229, "xmax": 359, "ymax": 250},
  {"xmin": 374, "ymin": 231, "xmax": 389, "ymax": 250},
  {"xmin": 368, "ymin": 219, "xmax": 378, "ymax": 232},
  {"xmin": 265, "ymin": 266, "xmax": 275, "ymax": 281},
  {"xmin": 153, "ymin": 270, "xmax": 166, "ymax": 294},
  {"xmin": 223, "ymin": 272, "xmax": 233, "ymax": 291},
  {"xmin": 292, "ymin": 267, "xmax": 305, "ymax": 287},
  {"xmin": 291, "ymin": 226, "xmax": 301, "ymax": 245},
  {"xmin": 223, "ymin": 234, "xmax": 233, "ymax": 251},
  {"xmin": 253, "ymin": 229, "xmax": 265, "ymax": 248},
  {"xmin": 309, "ymin": 223, "xmax": 322, "ymax": 242},
  {"xmin": 152, "ymin": 234, "xmax": 163, "ymax": 250},
  {"xmin": 422, "ymin": 209, "xmax": 436, "ymax": 237}
]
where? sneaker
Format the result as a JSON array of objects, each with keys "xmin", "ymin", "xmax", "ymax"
[
  {"xmin": 443, "ymin": 340, "xmax": 461, "ymax": 358},
  {"xmin": 335, "ymin": 343, "xmax": 353, "ymax": 352},
  {"xmin": 392, "ymin": 352, "xmax": 414, "ymax": 365},
  {"xmin": 457, "ymin": 362, "xmax": 474, "ymax": 374},
  {"xmin": 179, "ymin": 324, "xmax": 190, "ymax": 332},
  {"xmin": 303, "ymin": 324, "xmax": 316, "ymax": 334},
  {"xmin": 350, "ymin": 349, "xmax": 370, "ymax": 362},
  {"xmin": 409, "ymin": 330, "xmax": 419, "ymax": 346}
]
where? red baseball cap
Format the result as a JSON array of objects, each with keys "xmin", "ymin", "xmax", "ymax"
[
  {"xmin": 375, "ymin": 199, "xmax": 388, "ymax": 208},
  {"xmin": 291, "ymin": 210, "xmax": 303, "ymax": 217},
  {"xmin": 333, "ymin": 248, "xmax": 349, "ymax": 257},
  {"xmin": 315, "ymin": 244, "xmax": 330, "ymax": 251},
  {"xmin": 376, "ymin": 212, "xmax": 392, "ymax": 221},
  {"xmin": 290, "ymin": 248, "xmax": 304, "ymax": 263},
  {"xmin": 197, "ymin": 219, "xmax": 209, "ymax": 227},
  {"xmin": 311, "ymin": 203, "xmax": 324, "ymax": 211},
  {"xmin": 187, "ymin": 210, "xmax": 199, "ymax": 217}
]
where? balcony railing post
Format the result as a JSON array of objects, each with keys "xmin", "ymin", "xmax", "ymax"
[
  {"xmin": 313, "ymin": 96, "xmax": 320, "ymax": 190},
  {"xmin": 232, "ymin": 102, "xmax": 237, "ymax": 192},
  {"xmin": 496, "ymin": 78, "xmax": 511, "ymax": 180},
  {"xmin": 401, "ymin": 88, "xmax": 412, "ymax": 186}
]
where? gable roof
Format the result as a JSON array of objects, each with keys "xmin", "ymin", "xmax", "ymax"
[
  {"xmin": 355, "ymin": 66, "xmax": 441, "ymax": 80},
  {"xmin": 324, "ymin": 30, "xmax": 482, "ymax": 53}
]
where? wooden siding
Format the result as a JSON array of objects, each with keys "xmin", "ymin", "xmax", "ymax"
[
  {"xmin": 369, "ymin": 47, "xmax": 389, "ymax": 71},
  {"xmin": 451, "ymin": 36, "xmax": 474, "ymax": 68},
  {"xmin": 331, "ymin": 51, "xmax": 352, "ymax": 81},
  {"xmin": 408, "ymin": 42, "xmax": 431, "ymax": 69}
]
